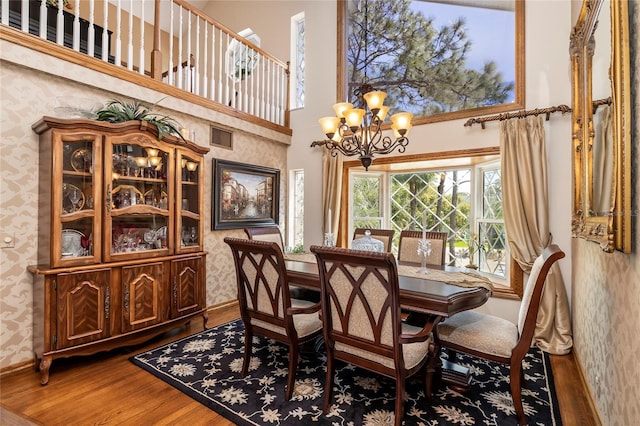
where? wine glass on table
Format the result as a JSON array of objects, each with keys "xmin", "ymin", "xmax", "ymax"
[{"xmin": 417, "ymin": 239, "xmax": 432, "ymax": 274}]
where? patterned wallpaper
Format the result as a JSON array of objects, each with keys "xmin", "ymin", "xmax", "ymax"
[
  {"xmin": 0, "ymin": 55, "xmax": 287, "ymax": 368},
  {"xmin": 571, "ymin": 3, "xmax": 640, "ymax": 423}
]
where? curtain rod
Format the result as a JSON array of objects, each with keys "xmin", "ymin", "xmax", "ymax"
[
  {"xmin": 463, "ymin": 97, "xmax": 612, "ymax": 129},
  {"xmin": 592, "ymin": 96, "xmax": 612, "ymax": 114},
  {"xmin": 463, "ymin": 104, "xmax": 571, "ymax": 129}
]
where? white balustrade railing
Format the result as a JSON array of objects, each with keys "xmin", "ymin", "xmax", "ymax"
[{"xmin": 0, "ymin": 0, "xmax": 290, "ymax": 127}]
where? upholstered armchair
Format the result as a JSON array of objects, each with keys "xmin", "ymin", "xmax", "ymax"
[
  {"xmin": 225, "ymin": 237, "xmax": 323, "ymax": 400},
  {"xmin": 398, "ymin": 230, "xmax": 448, "ymax": 265},
  {"xmin": 244, "ymin": 226, "xmax": 284, "ymax": 248},
  {"xmin": 437, "ymin": 244, "xmax": 565, "ymax": 426},
  {"xmin": 311, "ymin": 245, "xmax": 436, "ymax": 426},
  {"xmin": 352, "ymin": 228, "xmax": 395, "ymax": 252}
]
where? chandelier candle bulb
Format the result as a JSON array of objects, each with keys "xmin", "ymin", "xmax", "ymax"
[
  {"xmin": 319, "ymin": 117, "xmax": 341, "ymax": 138},
  {"xmin": 332, "ymin": 102, "xmax": 354, "ymax": 118},
  {"xmin": 363, "ymin": 90, "xmax": 386, "ymax": 111},
  {"xmin": 344, "ymin": 108, "xmax": 366, "ymax": 128},
  {"xmin": 390, "ymin": 112, "xmax": 413, "ymax": 132},
  {"xmin": 376, "ymin": 106, "xmax": 390, "ymax": 121}
]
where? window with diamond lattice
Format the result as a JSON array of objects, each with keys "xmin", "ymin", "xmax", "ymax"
[
  {"xmin": 390, "ymin": 169, "xmax": 472, "ymax": 266},
  {"xmin": 349, "ymin": 161, "xmax": 506, "ymax": 280},
  {"xmin": 290, "ymin": 12, "xmax": 305, "ymax": 109}
]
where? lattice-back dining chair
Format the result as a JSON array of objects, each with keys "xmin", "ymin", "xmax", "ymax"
[
  {"xmin": 224, "ymin": 237, "xmax": 323, "ymax": 400},
  {"xmin": 310, "ymin": 245, "xmax": 436, "ymax": 426},
  {"xmin": 397, "ymin": 230, "xmax": 448, "ymax": 265},
  {"xmin": 244, "ymin": 226, "xmax": 284, "ymax": 249},
  {"xmin": 352, "ymin": 228, "xmax": 395, "ymax": 252},
  {"xmin": 437, "ymin": 244, "xmax": 565, "ymax": 426}
]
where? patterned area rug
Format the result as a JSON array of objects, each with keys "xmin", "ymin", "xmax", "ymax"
[{"xmin": 130, "ymin": 320, "xmax": 562, "ymax": 425}]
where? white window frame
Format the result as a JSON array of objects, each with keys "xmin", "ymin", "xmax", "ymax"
[{"xmin": 475, "ymin": 160, "xmax": 508, "ymax": 279}]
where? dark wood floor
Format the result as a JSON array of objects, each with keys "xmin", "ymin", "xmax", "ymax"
[{"xmin": 0, "ymin": 303, "xmax": 599, "ymax": 426}]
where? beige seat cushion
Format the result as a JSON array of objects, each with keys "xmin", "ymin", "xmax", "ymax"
[
  {"xmin": 252, "ymin": 298, "xmax": 321, "ymax": 338},
  {"xmin": 335, "ymin": 323, "xmax": 432, "ymax": 370},
  {"xmin": 438, "ymin": 310, "xmax": 518, "ymax": 358}
]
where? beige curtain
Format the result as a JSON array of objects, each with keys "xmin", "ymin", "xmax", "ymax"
[
  {"xmin": 322, "ymin": 150, "xmax": 343, "ymax": 236},
  {"xmin": 500, "ymin": 116, "xmax": 573, "ymax": 355},
  {"xmin": 592, "ymin": 105, "xmax": 614, "ymax": 215}
]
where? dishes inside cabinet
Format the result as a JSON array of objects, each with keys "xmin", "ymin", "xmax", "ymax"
[
  {"xmin": 62, "ymin": 183, "xmax": 85, "ymax": 213},
  {"xmin": 112, "ymin": 185, "xmax": 144, "ymax": 208},
  {"xmin": 71, "ymin": 148, "xmax": 92, "ymax": 172},
  {"xmin": 61, "ymin": 229, "xmax": 86, "ymax": 258},
  {"xmin": 144, "ymin": 189, "xmax": 169, "ymax": 209}
]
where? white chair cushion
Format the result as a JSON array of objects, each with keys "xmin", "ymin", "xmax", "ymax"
[
  {"xmin": 335, "ymin": 322, "xmax": 432, "ymax": 370},
  {"xmin": 438, "ymin": 310, "xmax": 518, "ymax": 358},
  {"xmin": 251, "ymin": 298, "xmax": 321, "ymax": 338}
]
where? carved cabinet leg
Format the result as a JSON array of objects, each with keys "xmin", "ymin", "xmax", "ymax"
[
  {"xmin": 39, "ymin": 355, "xmax": 52, "ymax": 385},
  {"xmin": 202, "ymin": 310, "xmax": 209, "ymax": 329}
]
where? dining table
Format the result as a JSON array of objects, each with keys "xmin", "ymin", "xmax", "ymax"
[{"xmin": 283, "ymin": 253, "xmax": 494, "ymax": 395}]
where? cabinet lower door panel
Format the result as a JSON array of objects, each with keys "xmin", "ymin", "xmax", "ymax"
[
  {"xmin": 121, "ymin": 262, "xmax": 167, "ymax": 332},
  {"xmin": 55, "ymin": 269, "xmax": 111, "ymax": 348},
  {"xmin": 171, "ymin": 257, "xmax": 203, "ymax": 318}
]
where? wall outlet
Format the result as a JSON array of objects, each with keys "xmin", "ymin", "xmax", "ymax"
[{"xmin": 1, "ymin": 232, "xmax": 15, "ymax": 248}]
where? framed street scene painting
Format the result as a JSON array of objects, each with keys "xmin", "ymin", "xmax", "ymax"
[{"xmin": 212, "ymin": 159, "xmax": 280, "ymax": 230}]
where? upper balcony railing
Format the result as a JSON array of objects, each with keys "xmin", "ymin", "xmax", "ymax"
[{"xmin": 0, "ymin": 0, "xmax": 290, "ymax": 129}]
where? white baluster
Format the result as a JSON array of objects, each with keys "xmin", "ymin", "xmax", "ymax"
[
  {"xmin": 138, "ymin": 0, "xmax": 144, "ymax": 75},
  {"xmin": 168, "ymin": 1, "xmax": 174, "ymax": 85},
  {"xmin": 56, "ymin": 0, "xmax": 63, "ymax": 46},
  {"xmin": 88, "ymin": 0, "xmax": 95, "ymax": 58},
  {"xmin": 127, "ymin": 0, "xmax": 133, "ymax": 70},
  {"xmin": 102, "ymin": 0, "xmax": 109, "ymax": 61},
  {"xmin": 177, "ymin": 5, "xmax": 183, "ymax": 89},
  {"xmin": 72, "ymin": 0, "xmax": 79, "ymax": 51},
  {"xmin": 115, "ymin": 0, "xmax": 122, "ymax": 66},
  {"xmin": 38, "ymin": 0, "xmax": 47, "ymax": 39}
]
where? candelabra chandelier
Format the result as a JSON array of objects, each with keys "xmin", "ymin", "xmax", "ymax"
[{"xmin": 312, "ymin": 85, "xmax": 413, "ymax": 171}]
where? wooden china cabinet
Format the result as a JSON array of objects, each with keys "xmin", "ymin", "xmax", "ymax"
[{"xmin": 29, "ymin": 117, "xmax": 209, "ymax": 384}]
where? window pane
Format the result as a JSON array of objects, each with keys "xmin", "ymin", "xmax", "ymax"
[
  {"xmin": 483, "ymin": 169, "xmax": 503, "ymax": 219},
  {"xmin": 390, "ymin": 169, "xmax": 471, "ymax": 264},
  {"xmin": 478, "ymin": 221, "xmax": 507, "ymax": 277},
  {"xmin": 342, "ymin": 0, "xmax": 520, "ymax": 122},
  {"xmin": 352, "ymin": 175, "xmax": 381, "ymax": 228},
  {"xmin": 290, "ymin": 12, "xmax": 305, "ymax": 109},
  {"xmin": 290, "ymin": 170, "xmax": 304, "ymax": 250}
]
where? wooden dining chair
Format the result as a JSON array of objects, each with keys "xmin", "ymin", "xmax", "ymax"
[
  {"xmin": 436, "ymin": 244, "xmax": 565, "ymax": 426},
  {"xmin": 224, "ymin": 237, "xmax": 323, "ymax": 400},
  {"xmin": 398, "ymin": 230, "xmax": 448, "ymax": 265},
  {"xmin": 244, "ymin": 226, "xmax": 320, "ymax": 302},
  {"xmin": 310, "ymin": 245, "xmax": 436, "ymax": 426},
  {"xmin": 244, "ymin": 226, "xmax": 284, "ymax": 249},
  {"xmin": 352, "ymin": 228, "xmax": 395, "ymax": 252}
]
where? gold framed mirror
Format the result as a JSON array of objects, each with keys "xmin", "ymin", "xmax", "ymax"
[{"xmin": 571, "ymin": 0, "xmax": 632, "ymax": 253}]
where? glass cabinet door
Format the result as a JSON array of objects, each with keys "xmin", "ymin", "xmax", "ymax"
[
  {"xmin": 104, "ymin": 134, "xmax": 174, "ymax": 261},
  {"xmin": 53, "ymin": 133, "xmax": 102, "ymax": 267},
  {"xmin": 176, "ymin": 149, "xmax": 203, "ymax": 253}
]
